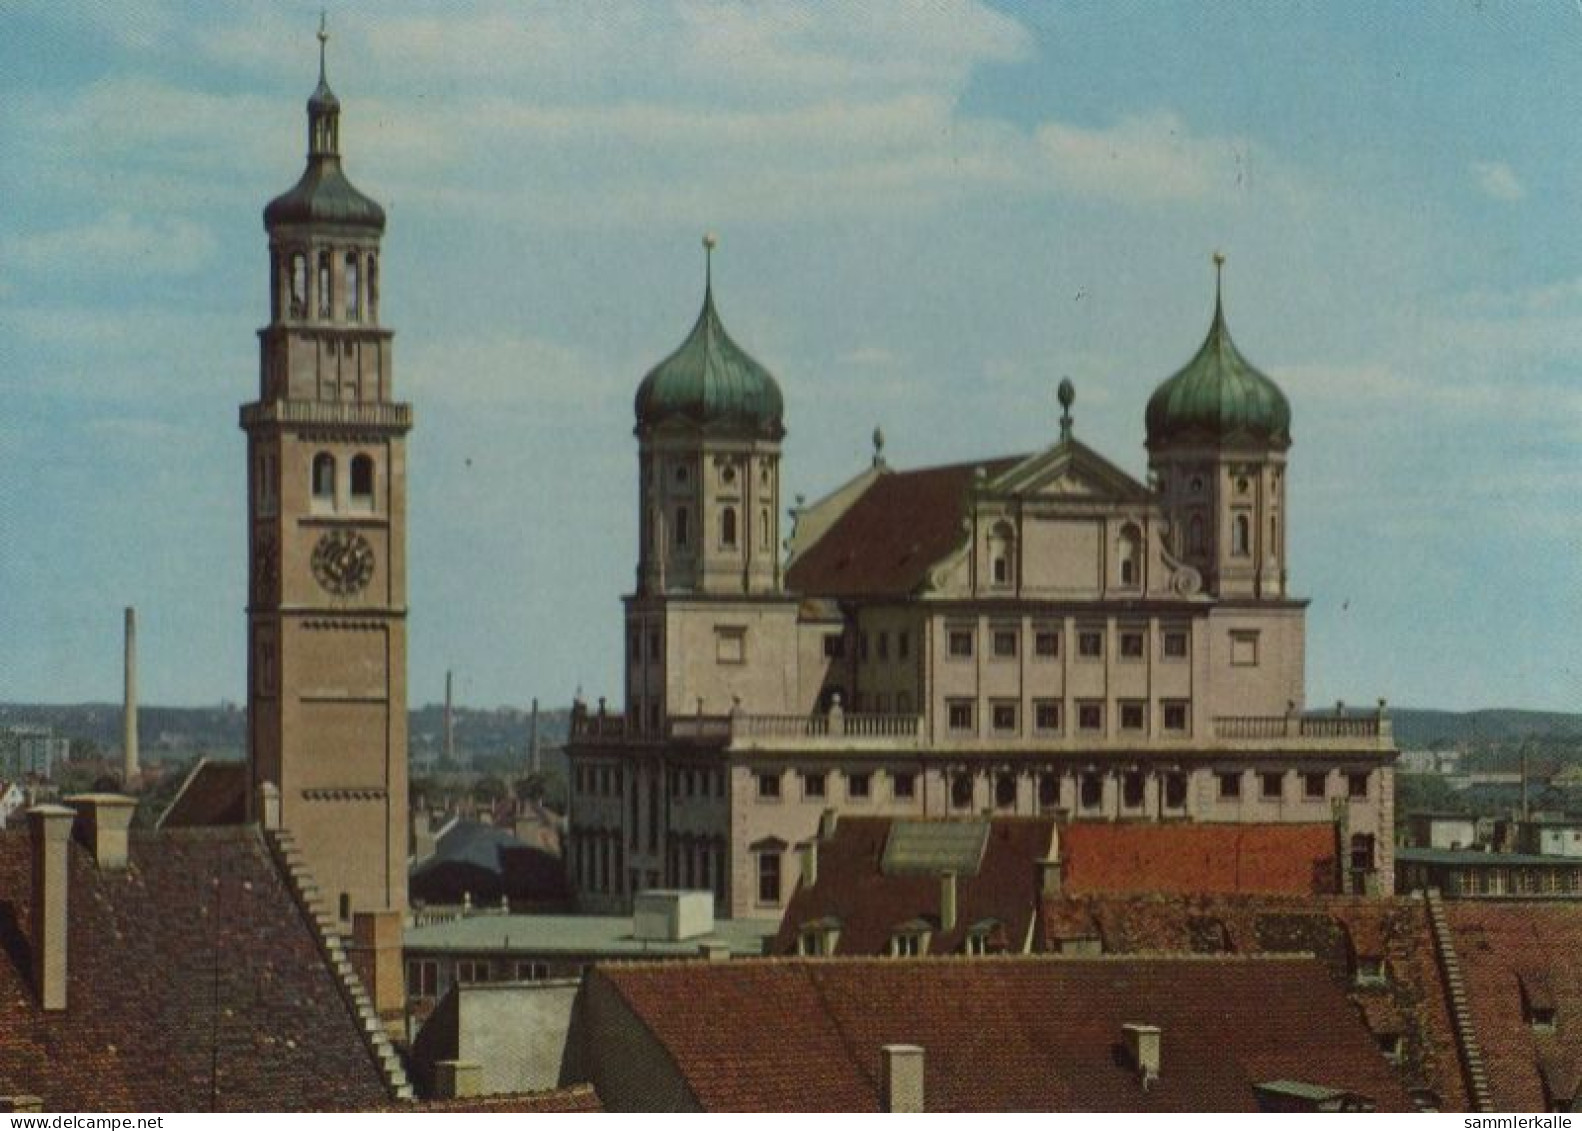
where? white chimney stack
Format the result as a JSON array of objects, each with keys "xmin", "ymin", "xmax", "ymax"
[
  {"xmin": 66, "ymin": 794, "xmax": 137, "ymax": 871},
  {"xmin": 940, "ymin": 870, "xmax": 957, "ymax": 932},
  {"xmin": 1123, "ymin": 1023, "xmax": 1162, "ymax": 1088},
  {"xmin": 123, "ymin": 607, "xmax": 139, "ymax": 784},
  {"xmin": 881, "ymin": 1044, "xmax": 925, "ymax": 1113},
  {"xmin": 29, "ymin": 804, "xmax": 75, "ymax": 1012},
  {"xmin": 801, "ymin": 840, "xmax": 819, "ymax": 889}
]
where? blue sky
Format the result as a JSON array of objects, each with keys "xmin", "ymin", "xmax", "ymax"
[{"xmin": 3, "ymin": 2, "xmax": 1581, "ymax": 713}]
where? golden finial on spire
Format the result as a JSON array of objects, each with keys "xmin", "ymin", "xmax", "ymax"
[
  {"xmin": 703, "ymin": 232, "xmax": 717, "ymax": 291},
  {"xmin": 1212, "ymin": 250, "xmax": 1226, "ymax": 316},
  {"xmin": 317, "ymin": 11, "xmax": 329, "ymax": 79}
]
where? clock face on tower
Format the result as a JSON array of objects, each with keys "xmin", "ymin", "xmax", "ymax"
[{"xmin": 311, "ymin": 529, "xmax": 376, "ymax": 596}]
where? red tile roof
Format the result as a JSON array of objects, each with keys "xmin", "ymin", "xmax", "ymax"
[
  {"xmin": 786, "ymin": 458, "xmax": 1022, "ymax": 597},
  {"xmin": 1039, "ymin": 894, "xmax": 1468, "ymax": 1111},
  {"xmin": 1446, "ymin": 902, "xmax": 1582, "ymax": 1112},
  {"xmin": 1060, "ymin": 822, "xmax": 1338, "ymax": 896},
  {"xmin": 0, "ymin": 823, "xmax": 390, "ymax": 1111},
  {"xmin": 384, "ymin": 1085, "xmax": 602, "ymax": 1112},
  {"xmin": 592, "ymin": 956, "xmax": 1415, "ymax": 1112},
  {"xmin": 770, "ymin": 816, "xmax": 1052, "ymax": 956}
]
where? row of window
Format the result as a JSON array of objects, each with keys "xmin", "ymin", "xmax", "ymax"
[
  {"xmin": 647, "ymin": 458, "xmax": 773, "ymax": 490},
  {"xmin": 983, "ymin": 521, "xmax": 1145, "ymax": 590},
  {"xmin": 944, "ymin": 698, "xmax": 1189, "ymax": 736},
  {"xmin": 757, "ymin": 768, "xmax": 913, "ymax": 802},
  {"xmin": 309, "ymin": 451, "xmax": 376, "ymax": 509},
  {"xmin": 573, "ymin": 827, "xmax": 727, "ymax": 901},
  {"xmin": 574, "ymin": 763, "xmax": 729, "ymax": 801},
  {"xmin": 946, "ymin": 624, "xmax": 1193, "ymax": 662},
  {"xmin": 649, "ymin": 505, "xmax": 771, "ymax": 554},
  {"xmin": 276, "ymin": 248, "xmax": 378, "ymax": 323},
  {"xmin": 1216, "ymin": 768, "xmax": 1371, "ymax": 802},
  {"xmin": 404, "ymin": 958, "xmax": 551, "ymax": 999}
]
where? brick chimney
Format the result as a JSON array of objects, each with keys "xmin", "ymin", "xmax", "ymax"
[
  {"xmin": 939, "ymin": 870, "xmax": 957, "ymax": 932},
  {"xmin": 349, "ymin": 911, "xmax": 405, "ymax": 1028},
  {"xmin": 65, "ymin": 793, "xmax": 136, "ymax": 870},
  {"xmin": 881, "ymin": 1044, "xmax": 924, "ymax": 1112},
  {"xmin": 1122, "ymin": 1023, "xmax": 1161, "ymax": 1088},
  {"xmin": 29, "ymin": 804, "xmax": 74, "ymax": 1011}
]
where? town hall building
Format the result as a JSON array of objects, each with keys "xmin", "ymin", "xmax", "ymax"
[{"xmin": 566, "ymin": 247, "xmax": 1398, "ymax": 920}]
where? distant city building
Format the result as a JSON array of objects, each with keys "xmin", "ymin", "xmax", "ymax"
[
  {"xmin": 0, "ymin": 727, "xmax": 69, "ymax": 780},
  {"xmin": 1396, "ymin": 847, "xmax": 1582, "ymax": 899},
  {"xmin": 566, "ymin": 252, "xmax": 1398, "ymax": 919},
  {"xmin": 1404, "ymin": 812, "xmax": 1480, "ymax": 852},
  {"xmin": 0, "ymin": 782, "xmax": 26, "ymax": 830},
  {"xmin": 1397, "ymin": 748, "xmax": 1461, "ymax": 775}
]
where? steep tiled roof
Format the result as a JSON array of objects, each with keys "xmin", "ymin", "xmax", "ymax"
[
  {"xmin": 770, "ymin": 816, "xmax": 1051, "ymax": 956},
  {"xmin": 785, "ymin": 458, "xmax": 1022, "ymax": 598},
  {"xmin": 383, "ymin": 1085, "xmax": 602, "ymax": 1112},
  {"xmin": 1060, "ymin": 822, "xmax": 1338, "ymax": 896},
  {"xmin": 157, "ymin": 758, "xmax": 247, "ymax": 829},
  {"xmin": 0, "ymin": 824, "xmax": 390, "ymax": 1111},
  {"xmin": 593, "ymin": 956, "xmax": 1415, "ymax": 1111},
  {"xmin": 1040, "ymin": 894, "xmax": 1468, "ymax": 1111},
  {"xmin": 1446, "ymin": 902, "xmax": 1582, "ymax": 1112}
]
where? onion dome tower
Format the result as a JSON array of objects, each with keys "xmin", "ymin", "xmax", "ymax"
[
  {"xmin": 1145, "ymin": 255, "xmax": 1291, "ymax": 598},
  {"xmin": 242, "ymin": 17, "xmax": 410, "ymax": 925},
  {"xmin": 633, "ymin": 235, "xmax": 786, "ymax": 598}
]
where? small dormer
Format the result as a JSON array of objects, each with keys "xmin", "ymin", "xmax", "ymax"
[
  {"xmin": 1519, "ymin": 970, "xmax": 1557, "ymax": 1033},
  {"xmin": 888, "ymin": 918, "xmax": 933, "ymax": 957}
]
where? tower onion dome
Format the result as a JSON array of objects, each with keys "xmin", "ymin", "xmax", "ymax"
[
  {"xmin": 634, "ymin": 236, "xmax": 785, "ymax": 439},
  {"xmin": 1145, "ymin": 255, "xmax": 1290, "ymax": 451},
  {"xmin": 263, "ymin": 19, "xmax": 385, "ymax": 232}
]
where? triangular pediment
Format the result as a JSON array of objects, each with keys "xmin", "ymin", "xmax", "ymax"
[{"xmin": 982, "ymin": 438, "xmax": 1154, "ymax": 502}]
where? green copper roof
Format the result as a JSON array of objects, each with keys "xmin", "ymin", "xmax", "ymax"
[
  {"xmin": 1145, "ymin": 273, "xmax": 1290, "ymax": 450},
  {"xmin": 634, "ymin": 278, "xmax": 785, "ymax": 438},
  {"xmin": 263, "ymin": 36, "xmax": 384, "ymax": 232}
]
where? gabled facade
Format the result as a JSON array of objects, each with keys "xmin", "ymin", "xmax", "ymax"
[{"xmin": 567, "ymin": 255, "xmax": 1397, "ymax": 919}]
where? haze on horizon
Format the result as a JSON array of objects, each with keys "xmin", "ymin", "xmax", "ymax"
[{"xmin": 3, "ymin": 3, "xmax": 1581, "ymax": 714}]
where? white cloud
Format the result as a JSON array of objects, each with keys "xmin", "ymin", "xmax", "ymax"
[
  {"xmin": 1472, "ymin": 160, "xmax": 1525, "ymax": 201},
  {"xmin": 6, "ymin": 212, "xmax": 217, "ymax": 277}
]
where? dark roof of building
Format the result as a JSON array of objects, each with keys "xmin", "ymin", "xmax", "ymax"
[
  {"xmin": 157, "ymin": 757, "xmax": 247, "ymax": 829},
  {"xmin": 771, "ymin": 816, "xmax": 1052, "ymax": 957},
  {"xmin": 382, "ymin": 1085, "xmax": 602, "ymax": 1113},
  {"xmin": 1397, "ymin": 847, "xmax": 1582, "ymax": 868},
  {"xmin": 410, "ymin": 819, "xmax": 568, "ymax": 906},
  {"xmin": 593, "ymin": 956, "xmax": 1415, "ymax": 1111},
  {"xmin": 1039, "ymin": 894, "xmax": 1468, "ymax": 1111},
  {"xmin": 0, "ymin": 824, "xmax": 390, "ymax": 1111},
  {"xmin": 633, "ymin": 276, "xmax": 784, "ymax": 440},
  {"xmin": 1145, "ymin": 274, "xmax": 1290, "ymax": 451},
  {"xmin": 785, "ymin": 457, "xmax": 1023, "ymax": 598},
  {"xmin": 1447, "ymin": 902, "xmax": 1582, "ymax": 1112},
  {"xmin": 1060, "ymin": 822, "xmax": 1339, "ymax": 897}
]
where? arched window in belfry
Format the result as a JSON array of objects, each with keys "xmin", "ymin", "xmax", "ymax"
[
  {"xmin": 344, "ymin": 252, "xmax": 361, "ymax": 322},
  {"xmin": 1233, "ymin": 513, "xmax": 1251, "ymax": 557},
  {"xmin": 1188, "ymin": 514, "xmax": 1205, "ymax": 556},
  {"xmin": 289, "ymin": 253, "xmax": 307, "ymax": 318},
  {"xmin": 760, "ymin": 507, "xmax": 770, "ymax": 548},
  {"xmin": 350, "ymin": 454, "xmax": 375, "ymax": 508},
  {"xmin": 988, "ymin": 521, "xmax": 1014, "ymax": 587},
  {"xmin": 317, "ymin": 251, "xmax": 332, "ymax": 318},
  {"xmin": 721, "ymin": 506, "xmax": 738, "ymax": 548},
  {"xmin": 311, "ymin": 452, "xmax": 336, "ymax": 506},
  {"xmin": 1118, "ymin": 524, "xmax": 1142, "ymax": 587},
  {"xmin": 366, "ymin": 254, "xmax": 379, "ymax": 320},
  {"xmin": 675, "ymin": 507, "xmax": 690, "ymax": 549}
]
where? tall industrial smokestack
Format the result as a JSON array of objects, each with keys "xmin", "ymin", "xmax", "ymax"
[
  {"xmin": 529, "ymin": 697, "xmax": 541, "ymax": 775},
  {"xmin": 123, "ymin": 607, "xmax": 139, "ymax": 785},
  {"xmin": 444, "ymin": 670, "xmax": 455, "ymax": 765}
]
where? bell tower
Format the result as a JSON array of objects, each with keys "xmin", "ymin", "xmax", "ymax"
[{"xmin": 242, "ymin": 20, "xmax": 410, "ymax": 924}]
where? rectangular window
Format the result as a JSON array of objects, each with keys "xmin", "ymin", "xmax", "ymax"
[
  {"xmin": 947, "ymin": 700, "xmax": 975, "ymax": 732},
  {"xmin": 948, "ymin": 629, "xmax": 974, "ymax": 658},
  {"xmin": 892, "ymin": 772, "xmax": 916, "ymax": 800},
  {"xmin": 1119, "ymin": 701, "xmax": 1146, "ymax": 732},
  {"xmin": 1162, "ymin": 701, "xmax": 1189, "ymax": 732},
  {"xmin": 888, "ymin": 933, "xmax": 924, "ymax": 958},
  {"xmin": 877, "ymin": 632, "xmax": 890, "ymax": 660},
  {"xmin": 1260, "ymin": 771, "xmax": 1284, "ymax": 800},
  {"xmin": 1119, "ymin": 631, "xmax": 1145, "ymax": 660},
  {"xmin": 1163, "ymin": 631, "xmax": 1189, "ymax": 659},
  {"xmin": 514, "ymin": 961, "xmax": 549, "ymax": 982},
  {"xmin": 992, "ymin": 629, "xmax": 1018, "ymax": 659},
  {"xmin": 1034, "ymin": 700, "xmax": 1061, "ymax": 733},
  {"xmin": 1304, "ymin": 771, "xmax": 1328, "ymax": 800},
  {"xmin": 823, "ymin": 633, "xmax": 845, "ymax": 659},
  {"xmin": 1231, "ymin": 631, "xmax": 1260, "ymax": 667},
  {"xmin": 898, "ymin": 631, "xmax": 911, "ymax": 659},
  {"xmin": 1347, "ymin": 771, "xmax": 1370, "ymax": 799},
  {"xmin": 1078, "ymin": 701, "xmax": 1103, "ymax": 732},
  {"xmin": 1164, "ymin": 772, "xmax": 1188, "ymax": 809},
  {"xmin": 1034, "ymin": 629, "xmax": 1060, "ymax": 658},
  {"xmin": 848, "ymin": 772, "xmax": 871, "ymax": 799},
  {"xmin": 406, "ymin": 959, "xmax": 438, "ymax": 998},
  {"xmin": 757, "ymin": 772, "xmax": 781, "ymax": 800},
  {"xmin": 757, "ymin": 851, "xmax": 782, "ymax": 905},
  {"xmin": 1037, "ymin": 772, "xmax": 1058, "ymax": 809},
  {"xmin": 1122, "ymin": 771, "xmax": 1145, "ymax": 809},
  {"xmin": 803, "ymin": 771, "xmax": 826, "ymax": 799},
  {"xmin": 991, "ymin": 701, "xmax": 1018, "ymax": 733},
  {"xmin": 1079, "ymin": 772, "xmax": 1103, "ymax": 812},
  {"xmin": 874, "ymin": 693, "xmax": 890, "ymax": 714},
  {"xmin": 1078, "ymin": 630, "xmax": 1104, "ymax": 659},
  {"xmin": 714, "ymin": 626, "xmax": 745, "ymax": 664},
  {"xmin": 457, "ymin": 960, "xmax": 491, "ymax": 985}
]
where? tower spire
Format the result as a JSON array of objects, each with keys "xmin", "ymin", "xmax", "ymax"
[
  {"xmin": 1212, "ymin": 250, "xmax": 1226, "ymax": 323},
  {"xmin": 703, "ymin": 232, "xmax": 717, "ymax": 297},
  {"xmin": 318, "ymin": 11, "xmax": 329, "ymax": 85}
]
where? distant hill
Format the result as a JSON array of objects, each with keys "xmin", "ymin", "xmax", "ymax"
[{"xmin": 1387, "ymin": 708, "xmax": 1582, "ymax": 748}]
